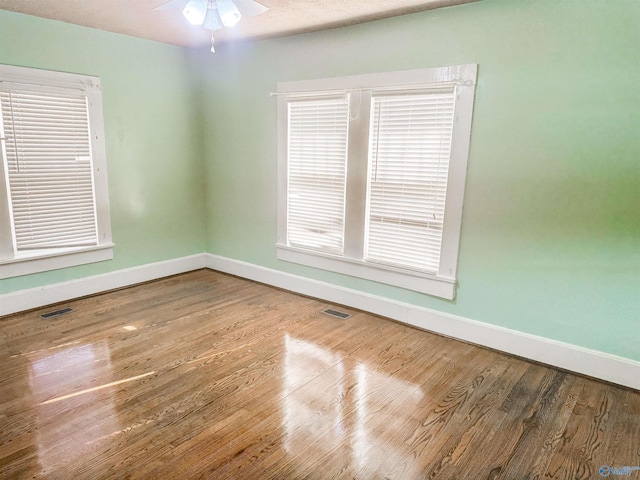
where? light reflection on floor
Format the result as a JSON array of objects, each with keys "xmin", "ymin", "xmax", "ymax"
[
  {"xmin": 282, "ymin": 335, "xmax": 345, "ymax": 454},
  {"xmin": 27, "ymin": 341, "xmax": 119, "ymax": 472},
  {"xmin": 282, "ymin": 334, "xmax": 424, "ymax": 471}
]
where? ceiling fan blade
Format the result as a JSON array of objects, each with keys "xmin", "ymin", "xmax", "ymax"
[
  {"xmin": 232, "ymin": 0, "xmax": 268, "ymax": 17},
  {"xmin": 153, "ymin": 0, "xmax": 187, "ymax": 11}
]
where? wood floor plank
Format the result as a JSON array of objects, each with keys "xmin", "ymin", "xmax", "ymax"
[{"xmin": 1, "ymin": 270, "xmax": 638, "ymax": 479}]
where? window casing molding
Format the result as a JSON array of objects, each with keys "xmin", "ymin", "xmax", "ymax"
[
  {"xmin": 276, "ymin": 65, "xmax": 477, "ymax": 299},
  {"xmin": 0, "ymin": 64, "xmax": 113, "ymax": 279}
]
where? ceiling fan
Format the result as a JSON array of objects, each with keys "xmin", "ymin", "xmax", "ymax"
[{"xmin": 156, "ymin": 0, "xmax": 269, "ymax": 52}]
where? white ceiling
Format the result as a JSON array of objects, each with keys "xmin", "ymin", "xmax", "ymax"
[{"xmin": 0, "ymin": 0, "xmax": 478, "ymax": 49}]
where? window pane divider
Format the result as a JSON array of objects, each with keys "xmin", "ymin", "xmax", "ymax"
[{"xmin": 343, "ymin": 90, "xmax": 371, "ymax": 260}]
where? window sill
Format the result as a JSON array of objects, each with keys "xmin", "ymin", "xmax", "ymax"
[
  {"xmin": 0, "ymin": 243, "xmax": 114, "ymax": 279},
  {"xmin": 276, "ymin": 244, "xmax": 456, "ymax": 300}
]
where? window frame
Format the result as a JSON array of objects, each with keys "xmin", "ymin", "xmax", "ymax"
[
  {"xmin": 0, "ymin": 64, "xmax": 113, "ymax": 279},
  {"xmin": 276, "ymin": 65, "xmax": 477, "ymax": 300}
]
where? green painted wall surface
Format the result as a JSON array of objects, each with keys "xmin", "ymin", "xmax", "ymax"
[
  {"xmin": 0, "ymin": 1, "xmax": 637, "ymax": 363},
  {"xmin": 0, "ymin": 11, "xmax": 206, "ymax": 294},
  {"xmin": 198, "ymin": 0, "xmax": 640, "ymax": 360}
]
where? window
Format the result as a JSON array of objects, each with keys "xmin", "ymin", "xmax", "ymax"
[
  {"xmin": 287, "ymin": 96, "xmax": 349, "ymax": 254},
  {"xmin": 0, "ymin": 65, "xmax": 113, "ymax": 279},
  {"xmin": 277, "ymin": 65, "xmax": 477, "ymax": 299}
]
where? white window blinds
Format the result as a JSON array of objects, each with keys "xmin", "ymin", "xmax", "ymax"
[
  {"xmin": 365, "ymin": 89, "xmax": 456, "ymax": 273},
  {"xmin": 286, "ymin": 96, "xmax": 349, "ymax": 254},
  {"xmin": 0, "ymin": 89, "xmax": 98, "ymax": 251}
]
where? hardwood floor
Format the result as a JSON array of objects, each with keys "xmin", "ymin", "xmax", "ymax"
[{"xmin": 1, "ymin": 269, "xmax": 638, "ymax": 479}]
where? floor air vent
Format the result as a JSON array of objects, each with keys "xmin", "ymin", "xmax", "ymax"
[
  {"xmin": 40, "ymin": 307, "xmax": 73, "ymax": 319},
  {"xmin": 322, "ymin": 308, "xmax": 351, "ymax": 319}
]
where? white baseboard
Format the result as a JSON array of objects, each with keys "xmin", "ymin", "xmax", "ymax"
[
  {"xmin": 205, "ymin": 253, "xmax": 640, "ymax": 391},
  {"xmin": 0, "ymin": 254, "xmax": 207, "ymax": 317},
  {"xmin": 3, "ymin": 252, "xmax": 637, "ymax": 390}
]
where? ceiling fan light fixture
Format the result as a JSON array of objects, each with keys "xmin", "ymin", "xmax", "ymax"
[
  {"xmin": 217, "ymin": 0, "xmax": 242, "ymax": 27},
  {"xmin": 203, "ymin": 3, "xmax": 224, "ymax": 31},
  {"xmin": 183, "ymin": 0, "xmax": 207, "ymax": 25}
]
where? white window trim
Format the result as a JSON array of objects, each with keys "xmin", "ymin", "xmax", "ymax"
[
  {"xmin": 0, "ymin": 64, "xmax": 113, "ymax": 279},
  {"xmin": 276, "ymin": 65, "xmax": 477, "ymax": 299}
]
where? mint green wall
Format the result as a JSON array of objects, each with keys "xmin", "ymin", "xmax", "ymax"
[
  {"xmin": 199, "ymin": 0, "xmax": 640, "ymax": 360},
  {"xmin": 1, "ymin": 2, "xmax": 637, "ymax": 362},
  {"xmin": 0, "ymin": 10, "xmax": 206, "ymax": 294}
]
